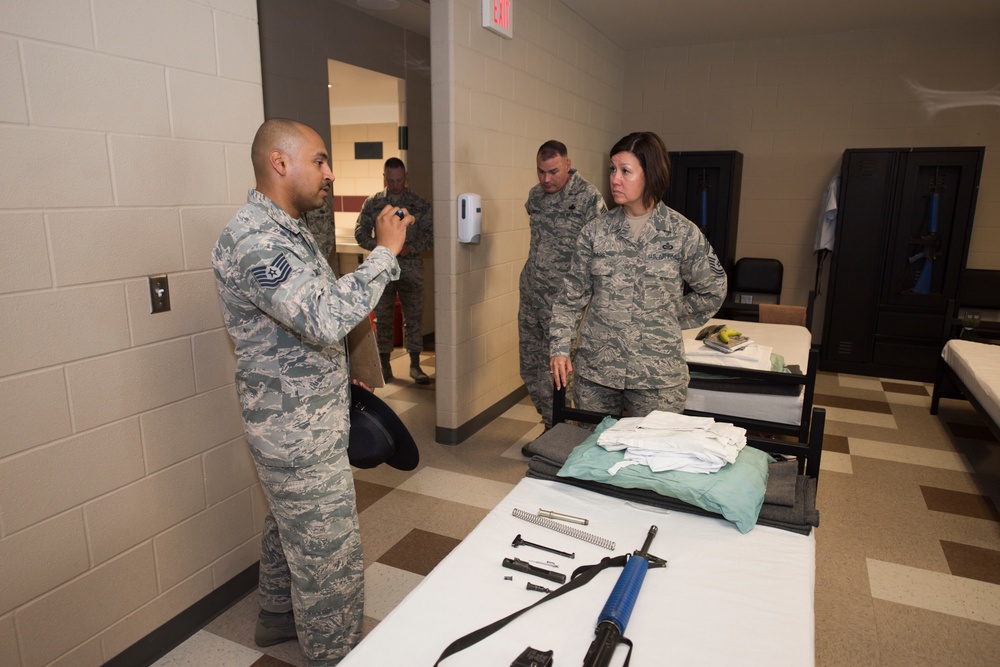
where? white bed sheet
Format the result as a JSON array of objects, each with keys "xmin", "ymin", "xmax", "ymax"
[
  {"xmin": 683, "ymin": 318, "xmax": 813, "ymax": 426},
  {"xmin": 340, "ymin": 478, "xmax": 815, "ymax": 667},
  {"xmin": 942, "ymin": 339, "xmax": 1000, "ymax": 425}
]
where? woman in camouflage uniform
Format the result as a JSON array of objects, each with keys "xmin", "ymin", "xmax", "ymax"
[{"xmin": 549, "ymin": 131, "xmax": 727, "ymax": 418}]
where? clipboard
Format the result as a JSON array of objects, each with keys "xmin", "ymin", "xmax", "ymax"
[{"xmin": 347, "ymin": 314, "xmax": 385, "ymax": 389}]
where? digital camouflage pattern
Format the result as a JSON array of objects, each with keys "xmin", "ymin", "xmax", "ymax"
[
  {"xmin": 303, "ymin": 196, "xmax": 336, "ymax": 264},
  {"xmin": 213, "ymin": 189, "xmax": 400, "ymax": 666},
  {"xmin": 519, "ymin": 170, "xmax": 606, "ymax": 425},
  {"xmin": 573, "ymin": 374, "xmax": 688, "ymax": 417},
  {"xmin": 257, "ymin": 462, "xmax": 364, "ymax": 664},
  {"xmin": 213, "ymin": 189, "xmax": 399, "ymax": 467},
  {"xmin": 355, "ymin": 188, "xmax": 433, "ymax": 354},
  {"xmin": 550, "ymin": 201, "xmax": 727, "ymax": 396},
  {"xmin": 370, "ymin": 257, "xmax": 424, "ymax": 355}
]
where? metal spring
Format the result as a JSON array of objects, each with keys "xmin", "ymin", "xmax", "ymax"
[{"xmin": 512, "ymin": 508, "xmax": 615, "ymax": 550}]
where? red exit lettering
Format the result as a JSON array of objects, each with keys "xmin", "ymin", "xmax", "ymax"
[{"xmin": 493, "ymin": 0, "xmax": 510, "ymax": 29}]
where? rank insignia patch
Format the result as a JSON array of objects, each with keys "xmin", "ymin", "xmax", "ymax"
[{"xmin": 251, "ymin": 254, "xmax": 291, "ymax": 289}]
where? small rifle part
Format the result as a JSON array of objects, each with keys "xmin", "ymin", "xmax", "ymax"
[
  {"xmin": 582, "ymin": 525, "xmax": 667, "ymax": 667},
  {"xmin": 504, "ymin": 575, "xmax": 513, "ymax": 581},
  {"xmin": 511, "ymin": 533, "xmax": 574, "ymax": 559},
  {"xmin": 526, "ymin": 581, "xmax": 552, "ymax": 594},
  {"xmin": 513, "ymin": 508, "xmax": 614, "ymax": 549},
  {"xmin": 526, "ymin": 559, "xmax": 557, "ymax": 568},
  {"xmin": 538, "ymin": 508, "xmax": 589, "ymax": 525},
  {"xmin": 510, "ymin": 646, "xmax": 553, "ymax": 667},
  {"xmin": 502, "ymin": 557, "xmax": 566, "ymax": 584}
]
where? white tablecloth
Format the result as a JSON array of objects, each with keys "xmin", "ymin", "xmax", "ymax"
[{"xmin": 341, "ymin": 477, "xmax": 815, "ymax": 666}]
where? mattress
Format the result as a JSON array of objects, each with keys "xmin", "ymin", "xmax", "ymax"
[
  {"xmin": 339, "ymin": 477, "xmax": 815, "ymax": 666},
  {"xmin": 683, "ymin": 318, "xmax": 812, "ymax": 426},
  {"xmin": 941, "ymin": 339, "xmax": 1000, "ymax": 425}
]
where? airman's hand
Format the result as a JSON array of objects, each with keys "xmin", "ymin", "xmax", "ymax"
[
  {"xmin": 550, "ymin": 356, "xmax": 573, "ymax": 390},
  {"xmin": 375, "ymin": 205, "xmax": 413, "ymax": 256}
]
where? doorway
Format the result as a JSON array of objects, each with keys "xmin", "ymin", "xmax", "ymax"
[{"xmin": 326, "ymin": 58, "xmax": 436, "ymax": 382}]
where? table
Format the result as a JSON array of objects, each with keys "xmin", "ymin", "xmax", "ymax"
[{"xmin": 340, "ymin": 477, "xmax": 815, "ymax": 666}]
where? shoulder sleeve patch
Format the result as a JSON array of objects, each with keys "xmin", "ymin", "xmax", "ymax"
[
  {"xmin": 709, "ymin": 254, "xmax": 725, "ymax": 276},
  {"xmin": 250, "ymin": 253, "xmax": 292, "ymax": 289}
]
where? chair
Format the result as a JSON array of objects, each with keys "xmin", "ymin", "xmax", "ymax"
[
  {"xmin": 721, "ymin": 258, "xmax": 783, "ymax": 321},
  {"xmin": 759, "ymin": 304, "xmax": 807, "ymax": 327},
  {"xmin": 731, "ymin": 257, "xmax": 783, "ymax": 304}
]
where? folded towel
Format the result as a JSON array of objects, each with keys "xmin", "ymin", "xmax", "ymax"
[
  {"xmin": 631, "ymin": 411, "xmax": 718, "ymax": 430},
  {"xmin": 597, "ymin": 410, "xmax": 748, "ymax": 471},
  {"xmin": 686, "ymin": 342, "xmax": 773, "ymax": 369},
  {"xmin": 762, "ymin": 460, "xmax": 798, "ymax": 507}
]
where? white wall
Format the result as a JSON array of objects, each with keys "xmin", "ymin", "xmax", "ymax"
[
  {"xmin": 622, "ymin": 20, "xmax": 1000, "ymax": 335},
  {"xmin": 0, "ymin": 1, "xmax": 264, "ymax": 665},
  {"xmin": 431, "ymin": 0, "xmax": 624, "ymax": 431}
]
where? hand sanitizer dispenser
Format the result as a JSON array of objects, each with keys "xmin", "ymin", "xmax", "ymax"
[{"xmin": 457, "ymin": 193, "xmax": 482, "ymax": 244}]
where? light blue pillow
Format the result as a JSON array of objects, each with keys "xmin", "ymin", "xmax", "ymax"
[{"xmin": 557, "ymin": 416, "xmax": 770, "ymax": 533}]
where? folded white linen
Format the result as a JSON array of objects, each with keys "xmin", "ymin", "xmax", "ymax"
[
  {"xmin": 605, "ymin": 430, "xmax": 744, "ymax": 463},
  {"xmin": 595, "ymin": 410, "xmax": 748, "ymax": 475},
  {"xmin": 631, "ymin": 411, "xmax": 716, "ymax": 430},
  {"xmin": 623, "ymin": 448, "xmax": 729, "ymax": 473},
  {"xmin": 685, "ymin": 341, "xmax": 773, "ymax": 370}
]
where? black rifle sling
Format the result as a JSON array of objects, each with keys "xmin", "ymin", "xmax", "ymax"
[{"xmin": 432, "ymin": 554, "xmax": 629, "ymax": 666}]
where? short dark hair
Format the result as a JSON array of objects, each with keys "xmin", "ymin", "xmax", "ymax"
[
  {"xmin": 609, "ymin": 132, "xmax": 670, "ymax": 208},
  {"xmin": 251, "ymin": 118, "xmax": 307, "ymax": 179},
  {"xmin": 536, "ymin": 140, "xmax": 568, "ymax": 161},
  {"xmin": 384, "ymin": 157, "xmax": 406, "ymax": 171}
]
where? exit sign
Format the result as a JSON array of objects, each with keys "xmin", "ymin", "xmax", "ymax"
[{"xmin": 483, "ymin": 0, "xmax": 512, "ymax": 39}]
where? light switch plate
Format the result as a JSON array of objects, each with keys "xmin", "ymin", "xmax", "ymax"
[{"xmin": 148, "ymin": 275, "xmax": 171, "ymax": 313}]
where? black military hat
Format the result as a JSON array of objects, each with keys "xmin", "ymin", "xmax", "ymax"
[{"xmin": 347, "ymin": 384, "xmax": 419, "ymax": 470}]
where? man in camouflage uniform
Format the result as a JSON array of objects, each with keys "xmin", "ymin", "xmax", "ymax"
[
  {"xmin": 355, "ymin": 158, "xmax": 433, "ymax": 384},
  {"xmin": 519, "ymin": 140, "xmax": 606, "ymax": 428},
  {"xmin": 212, "ymin": 118, "xmax": 412, "ymax": 666},
  {"xmin": 550, "ymin": 131, "xmax": 727, "ymax": 418},
  {"xmin": 303, "ymin": 196, "xmax": 337, "ymax": 264}
]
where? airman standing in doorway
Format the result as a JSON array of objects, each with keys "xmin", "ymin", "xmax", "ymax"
[{"xmin": 355, "ymin": 158, "xmax": 434, "ymax": 384}]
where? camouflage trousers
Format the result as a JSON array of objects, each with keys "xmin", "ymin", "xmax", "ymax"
[
  {"xmin": 518, "ymin": 297, "xmax": 556, "ymax": 426},
  {"xmin": 519, "ymin": 298, "xmax": 578, "ymax": 427},
  {"xmin": 573, "ymin": 374, "xmax": 687, "ymax": 418},
  {"xmin": 373, "ymin": 256, "xmax": 423, "ymax": 355},
  {"xmin": 255, "ymin": 457, "xmax": 363, "ymax": 666}
]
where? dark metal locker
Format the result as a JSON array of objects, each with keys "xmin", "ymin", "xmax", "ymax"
[{"xmin": 821, "ymin": 147, "xmax": 984, "ymax": 381}]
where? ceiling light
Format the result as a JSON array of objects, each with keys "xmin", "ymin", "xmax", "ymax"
[{"xmin": 357, "ymin": 0, "xmax": 400, "ymax": 10}]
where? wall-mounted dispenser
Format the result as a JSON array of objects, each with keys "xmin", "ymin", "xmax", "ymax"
[{"xmin": 457, "ymin": 193, "xmax": 482, "ymax": 244}]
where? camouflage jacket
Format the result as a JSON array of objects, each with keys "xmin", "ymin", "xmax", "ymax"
[
  {"xmin": 212, "ymin": 189, "xmax": 400, "ymax": 467},
  {"xmin": 550, "ymin": 202, "xmax": 727, "ymax": 389},
  {"xmin": 519, "ymin": 170, "xmax": 607, "ymax": 305},
  {"xmin": 302, "ymin": 197, "xmax": 336, "ymax": 264},
  {"xmin": 354, "ymin": 188, "xmax": 433, "ymax": 260}
]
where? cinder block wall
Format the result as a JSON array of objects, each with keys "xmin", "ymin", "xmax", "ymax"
[
  {"xmin": 621, "ymin": 20, "xmax": 1000, "ymax": 337},
  {"xmin": 0, "ymin": 1, "xmax": 265, "ymax": 665}
]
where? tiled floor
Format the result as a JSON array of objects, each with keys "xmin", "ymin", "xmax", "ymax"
[{"xmin": 157, "ymin": 351, "xmax": 1000, "ymax": 666}]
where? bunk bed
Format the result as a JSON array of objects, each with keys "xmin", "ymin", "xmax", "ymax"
[
  {"xmin": 930, "ymin": 269, "xmax": 1000, "ymax": 441},
  {"xmin": 687, "ymin": 318, "xmax": 816, "ymax": 440}
]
